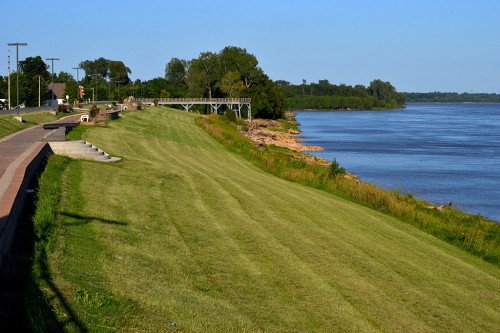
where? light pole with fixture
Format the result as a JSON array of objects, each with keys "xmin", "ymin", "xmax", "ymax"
[
  {"xmin": 116, "ymin": 80, "xmax": 122, "ymax": 101},
  {"xmin": 46, "ymin": 57, "xmax": 60, "ymax": 106},
  {"xmin": 73, "ymin": 66, "xmax": 80, "ymax": 103},
  {"xmin": 7, "ymin": 42, "xmax": 27, "ymax": 116},
  {"xmin": 92, "ymin": 73, "xmax": 100, "ymax": 102}
]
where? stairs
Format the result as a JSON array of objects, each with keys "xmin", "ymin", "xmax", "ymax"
[
  {"xmin": 39, "ymin": 127, "xmax": 68, "ymax": 142},
  {"xmin": 48, "ymin": 140, "xmax": 122, "ymax": 162}
]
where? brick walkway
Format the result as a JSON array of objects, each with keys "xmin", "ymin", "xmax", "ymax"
[
  {"xmin": 0, "ymin": 114, "xmax": 82, "ymax": 179},
  {"xmin": 0, "ymin": 114, "xmax": 83, "ymax": 263}
]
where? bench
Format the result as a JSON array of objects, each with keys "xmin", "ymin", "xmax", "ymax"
[{"xmin": 43, "ymin": 122, "xmax": 78, "ymax": 130}]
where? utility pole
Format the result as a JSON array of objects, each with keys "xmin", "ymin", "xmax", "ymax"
[
  {"xmin": 8, "ymin": 42, "xmax": 28, "ymax": 116},
  {"xmin": 7, "ymin": 49, "xmax": 11, "ymax": 110},
  {"xmin": 38, "ymin": 75, "xmax": 41, "ymax": 107},
  {"xmin": 46, "ymin": 57, "xmax": 60, "ymax": 106}
]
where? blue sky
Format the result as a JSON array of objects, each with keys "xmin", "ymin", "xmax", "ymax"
[{"xmin": 2, "ymin": 0, "xmax": 499, "ymax": 93}]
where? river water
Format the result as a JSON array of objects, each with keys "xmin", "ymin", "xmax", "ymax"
[{"xmin": 296, "ymin": 104, "xmax": 500, "ymax": 222}]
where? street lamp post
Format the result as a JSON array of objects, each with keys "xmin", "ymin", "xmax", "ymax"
[
  {"xmin": 46, "ymin": 57, "xmax": 60, "ymax": 107},
  {"xmin": 7, "ymin": 42, "xmax": 27, "ymax": 116},
  {"xmin": 92, "ymin": 73, "xmax": 100, "ymax": 102},
  {"xmin": 73, "ymin": 66, "xmax": 80, "ymax": 103},
  {"xmin": 116, "ymin": 80, "xmax": 122, "ymax": 101}
]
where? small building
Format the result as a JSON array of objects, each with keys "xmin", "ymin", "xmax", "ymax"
[{"xmin": 46, "ymin": 83, "xmax": 67, "ymax": 106}]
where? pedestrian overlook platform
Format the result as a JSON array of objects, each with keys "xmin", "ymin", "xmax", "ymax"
[{"xmin": 141, "ymin": 98, "xmax": 252, "ymax": 119}]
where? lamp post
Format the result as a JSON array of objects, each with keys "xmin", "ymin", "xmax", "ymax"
[
  {"xmin": 92, "ymin": 73, "xmax": 100, "ymax": 102},
  {"xmin": 46, "ymin": 57, "xmax": 60, "ymax": 107},
  {"xmin": 116, "ymin": 80, "xmax": 122, "ymax": 101},
  {"xmin": 8, "ymin": 42, "xmax": 27, "ymax": 116},
  {"xmin": 73, "ymin": 66, "xmax": 80, "ymax": 103}
]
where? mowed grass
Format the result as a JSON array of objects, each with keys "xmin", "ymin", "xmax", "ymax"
[
  {"xmin": 0, "ymin": 110, "xmax": 66, "ymax": 139},
  {"xmin": 39, "ymin": 108, "xmax": 499, "ymax": 332}
]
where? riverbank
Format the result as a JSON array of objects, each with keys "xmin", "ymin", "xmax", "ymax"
[
  {"xmin": 199, "ymin": 113, "xmax": 499, "ymax": 264},
  {"xmin": 242, "ymin": 117, "xmax": 323, "ymax": 153}
]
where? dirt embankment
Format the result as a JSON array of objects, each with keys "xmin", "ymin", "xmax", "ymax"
[{"xmin": 242, "ymin": 118, "xmax": 323, "ymax": 153}]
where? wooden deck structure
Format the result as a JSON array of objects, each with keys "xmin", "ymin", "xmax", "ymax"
[{"xmin": 141, "ymin": 98, "xmax": 252, "ymax": 120}]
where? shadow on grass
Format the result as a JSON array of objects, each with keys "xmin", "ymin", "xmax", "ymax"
[
  {"xmin": 36, "ymin": 251, "xmax": 89, "ymax": 333},
  {"xmin": 61, "ymin": 212, "xmax": 128, "ymax": 226},
  {"xmin": 0, "ymin": 175, "xmax": 88, "ymax": 332}
]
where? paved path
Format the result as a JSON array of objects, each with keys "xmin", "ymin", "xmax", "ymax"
[
  {"xmin": 0, "ymin": 114, "xmax": 83, "ymax": 261},
  {"xmin": 0, "ymin": 114, "xmax": 82, "ymax": 180}
]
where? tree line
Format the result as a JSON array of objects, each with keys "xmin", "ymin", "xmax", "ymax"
[
  {"xmin": 0, "ymin": 46, "xmax": 288, "ymax": 119},
  {"xmin": 0, "ymin": 45, "xmax": 410, "ymax": 117},
  {"xmin": 405, "ymin": 92, "xmax": 500, "ymax": 103},
  {"xmin": 277, "ymin": 79, "xmax": 406, "ymax": 110}
]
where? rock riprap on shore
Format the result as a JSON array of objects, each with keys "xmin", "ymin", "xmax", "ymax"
[{"xmin": 243, "ymin": 119, "xmax": 323, "ymax": 152}]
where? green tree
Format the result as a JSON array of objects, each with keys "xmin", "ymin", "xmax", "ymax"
[
  {"xmin": 108, "ymin": 61, "xmax": 131, "ymax": 85},
  {"xmin": 219, "ymin": 46, "xmax": 263, "ymax": 88},
  {"xmin": 160, "ymin": 89, "xmax": 170, "ymax": 98},
  {"xmin": 186, "ymin": 51, "xmax": 220, "ymax": 99},
  {"xmin": 369, "ymin": 79, "xmax": 395, "ymax": 100},
  {"xmin": 79, "ymin": 57, "xmax": 109, "ymax": 79},
  {"xmin": 64, "ymin": 81, "xmax": 79, "ymax": 103},
  {"xmin": 0, "ymin": 76, "xmax": 7, "ymax": 100},
  {"xmin": 220, "ymin": 71, "xmax": 246, "ymax": 98},
  {"xmin": 143, "ymin": 77, "xmax": 169, "ymax": 98},
  {"xmin": 55, "ymin": 71, "xmax": 75, "ymax": 83},
  {"xmin": 247, "ymin": 75, "xmax": 287, "ymax": 119},
  {"xmin": 18, "ymin": 56, "xmax": 51, "ymax": 107},
  {"xmin": 165, "ymin": 58, "xmax": 189, "ymax": 88}
]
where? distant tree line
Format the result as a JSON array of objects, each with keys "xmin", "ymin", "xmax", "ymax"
[
  {"xmin": 277, "ymin": 79, "xmax": 406, "ymax": 110},
  {"xmin": 405, "ymin": 92, "xmax": 500, "ymax": 103}
]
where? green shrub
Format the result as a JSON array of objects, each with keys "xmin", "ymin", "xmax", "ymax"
[
  {"xmin": 328, "ymin": 158, "xmax": 346, "ymax": 178},
  {"xmin": 225, "ymin": 109, "xmax": 237, "ymax": 122},
  {"xmin": 89, "ymin": 104, "xmax": 100, "ymax": 119}
]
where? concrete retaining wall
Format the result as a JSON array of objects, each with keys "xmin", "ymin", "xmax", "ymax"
[{"xmin": 0, "ymin": 143, "xmax": 51, "ymax": 266}]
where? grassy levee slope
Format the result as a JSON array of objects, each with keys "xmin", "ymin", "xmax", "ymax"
[
  {"xmin": 0, "ymin": 110, "xmax": 77, "ymax": 139},
  {"xmin": 0, "ymin": 111, "xmax": 57, "ymax": 138},
  {"xmin": 41, "ymin": 108, "xmax": 499, "ymax": 332}
]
